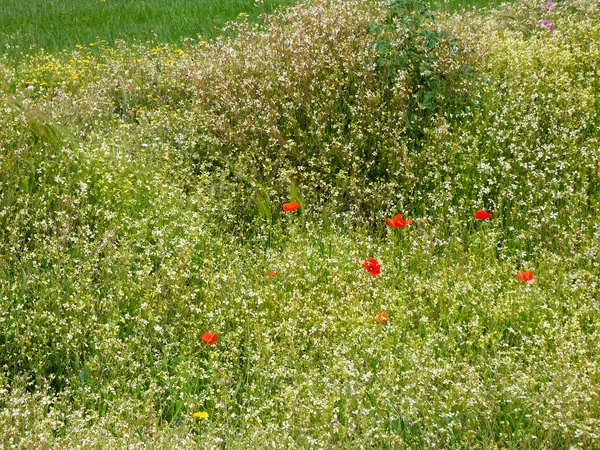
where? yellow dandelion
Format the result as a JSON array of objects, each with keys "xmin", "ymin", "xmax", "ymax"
[
  {"xmin": 75, "ymin": 44, "xmax": 82, "ymax": 49},
  {"xmin": 89, "ymin": 43, "xmax": 95, "ymax": 47},
  {"xmin": 82, "ymin": 59, "xmax": 90, "ymax": 63},
  {"xmin": 597, "ymin": 69, "xmax": 600, "ymax": 77},
  {"xmin": 192, "ymin": 411, "xmax": 208, "ymax": 419},
  {"xmin": 200, "ymin": 40, "xmax": 208, "ymax": 45},
  {"xmin": 71, "ymin": 74, "xmax": 79, "ymax": 79},
  {"xmin": 175, "ymin": 49, "xmax": 184, "ymax": 54},
  {"xmin": 163, "ymin": 155, "xmax": 170, "ymax": 161},
  {"xmin": 101, "ymin": 40, "xmax": 107, "ymax": 43}
]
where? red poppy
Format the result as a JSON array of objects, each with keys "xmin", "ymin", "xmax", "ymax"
[
  {"xmin": 375, "ymin": 312, "xmax": 389, "ymax": 323},
  {"xmin": 517, "ymin": 270, "xmax": 536, "ymax": 283},
  {"xmin": 362, "ymin": 258, "xmax": 381, "ymax": 277},
  {"xmin": 387, "ymin": 214, "xmax": 412, "ymax": 228},
  {"xmin": 282, "ymin": 202, "xmax": 300, "ymax": 212},
  {"xmin": 474, "ymin": 209, "xmax": 492, "ymax": 220},
  {"xmin": 597, "ymin": 167, "xmax": 600, "ymax": 173},
  {"xmin": 264, "ymin": 271, "xmax": 278, "ymax": 277},
  {"xmin": 202, "ymin": 332, "xmax": 218, "ymax": 345}
]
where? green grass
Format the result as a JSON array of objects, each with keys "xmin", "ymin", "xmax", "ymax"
[
  {"xmin": 0, "ymin": 0, "xmax": 295, "ymax": 58},
  {"xmin": 0, "ymin": 0, "xmax": 509, "ymax": 59},
  {"xmin": 432, "ymin": 0, "xmax": 511, "ymax": 10}
]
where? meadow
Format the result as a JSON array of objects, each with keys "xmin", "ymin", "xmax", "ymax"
[{"xmin": 1, "ymin": 0, "xmax": 599, "ymax": 448}]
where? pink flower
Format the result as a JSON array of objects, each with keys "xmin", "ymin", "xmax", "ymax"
[{"xmin": 539, "ymin": 19, "xmax": 555, "ymax": 31}]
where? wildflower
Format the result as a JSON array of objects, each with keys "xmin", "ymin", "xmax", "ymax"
[
  {"xmin": 375, "ymin": 312, "xmax": 389, "ymax": 323},
  {"xmin": 75, "ymin": 44, "xmax": 82, "ymax": 49},
  {"xmin": 264, "ymin": 271, "xmax": 277, "ymax": 277},
  {"xmin": 474, "ymin": 209, "xmax": 492, "ymax": 220},
  {"xmin": 282, "ymin": 202, "xmax": 300, "ymax": 212},
  {"xmin": 597, "ymin": 70, "xmax": 600, "ymax": 77},
  {"xmin": 175, "ymin": 48, "xmax": 184, "ymax": 54},
  {"xmin": 517, "ymin": 270, "xmax": 536, "ymax": 283},
  {"xmin": 539, "ymin": 19, "xmax": 555, "ymax": 31},
  {"xmin": 362, "ymin": 258, "xmax": 381, "ymax": 277},
  {"xmin": 545, "ymin": 1, "xmax": 555, "ymax": 10},
  {"xmin": 163, "ymin": 155, "xmax": 170, "ymax": 161},
  {"xmin": 387, "ymin": 214, "xmax": 412, "ymax": 228},
  {"xmin": 192, "ymin": 411, "xmax": 209, "ymax": 419},
  {"xmin": 202, "ymin": 332, "xmax": 218, "ymax": 345}
]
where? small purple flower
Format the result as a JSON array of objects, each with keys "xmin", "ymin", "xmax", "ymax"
[
  {"xmin": 539, "ymin": 19, "xmax": 555, "ymax": 31},
  {"xmin": 546, "ymin": 1, "xmax": 555, "ymax": 10}
]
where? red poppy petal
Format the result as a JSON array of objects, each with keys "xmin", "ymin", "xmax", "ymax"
[
  {"xmin": 202, "ymin": 332, "xmax": 218, "ymax": 345},
  {"xmin": 283, "ymin": 202, "xmax": 300, "ymax": 212}
]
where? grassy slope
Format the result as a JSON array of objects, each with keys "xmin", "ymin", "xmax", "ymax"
[
  {"xmin": 0, "ymin": 0, "xmax": 296, "ymax": 57},
  {"xmin": 0, "ymin": 0, "xmax": 598, "ymax": 448}
]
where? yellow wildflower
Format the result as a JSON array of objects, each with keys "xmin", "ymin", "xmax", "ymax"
[{"xmin": 192, "ymin": 411, "xmax": 208, "ymax": 419}]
